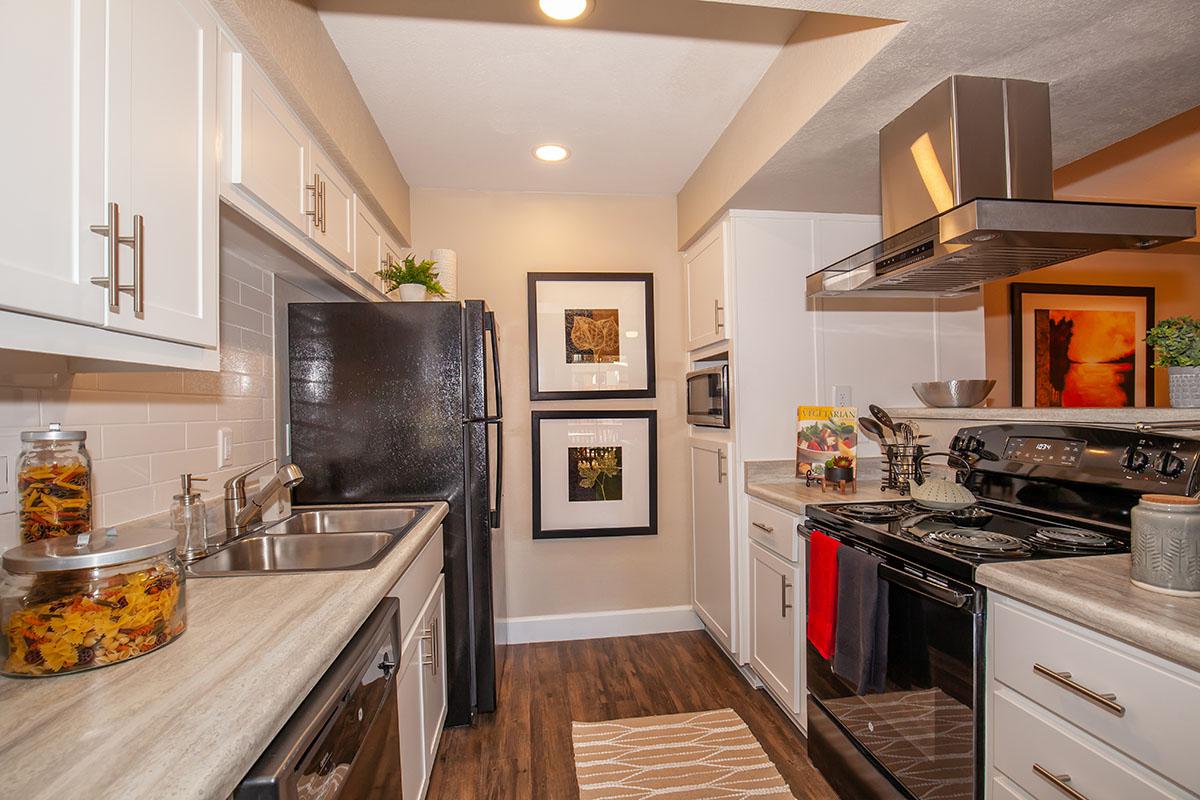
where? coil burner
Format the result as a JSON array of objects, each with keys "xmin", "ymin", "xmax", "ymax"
[
  {"xmin": 924, "ymin": 529, "xmax": 1031, "ymax": 557},
  {"xmin": 1030, "ymin": 526, "xmax": 1122, "ymax": 554}
]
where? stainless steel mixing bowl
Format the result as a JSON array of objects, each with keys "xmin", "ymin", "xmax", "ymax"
[{"xmin": 911, "ymin": 379, "xmax": 996, "ymax": 408}]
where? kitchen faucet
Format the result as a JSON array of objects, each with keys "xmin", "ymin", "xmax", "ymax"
[{"xmin": 224, "ymin": 459, "xmax": 305, "ymax": 538}]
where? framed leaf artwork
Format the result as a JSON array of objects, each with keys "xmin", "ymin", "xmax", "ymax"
[
  {"xmin": 1010, "ymin": 283, "xmax": 1155, "ymax": 407},
  {"xmin": 527, "ymin": 273, "xmax": 656, "ymax": 400},
  {"xmin": 531, "ymin": 410, "xmax": 658, "ymax": 539}
]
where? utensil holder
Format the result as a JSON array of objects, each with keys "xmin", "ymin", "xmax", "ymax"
[{"xmin": 882, "ymin": 444, "xmax": 925, "ymax": 495}]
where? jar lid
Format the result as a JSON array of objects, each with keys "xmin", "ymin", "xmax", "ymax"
[
  {"xmin": 3, "ymin": 527, "xmax": 177, "ymax": 574},
  {"xmin": 21, "ymin": 422, "xmax": 86, "ymax": 443}
]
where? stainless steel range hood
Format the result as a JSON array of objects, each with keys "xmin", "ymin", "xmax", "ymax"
[{"xmin": 807, "ymin": 76, "xmax": 1196, "ymax": 298}]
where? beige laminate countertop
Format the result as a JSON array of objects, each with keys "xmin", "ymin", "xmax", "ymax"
[
  {"xmin": 745, "ymin": 478, "xmax": 901, "ymax": 517},
  {"xmin": 977, "ymin": 554, "xmax": 1200, "ymax": 672},
  {"xmin": 0, "ymin": 501, "xmax": 448, "ymax": 800}
]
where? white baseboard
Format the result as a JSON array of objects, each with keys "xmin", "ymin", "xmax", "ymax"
[{"xmin": 498, "ymin": 605, "xmax": 703, "ymax": 645}]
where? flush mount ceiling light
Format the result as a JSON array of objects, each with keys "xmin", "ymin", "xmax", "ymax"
[
  {"xmin": 538, "ymin": 0, "xmax": 592, "ymax": 22},
  {"xmin": 533, "ymin": 143, "xmax": 571, "ymax": 163}
]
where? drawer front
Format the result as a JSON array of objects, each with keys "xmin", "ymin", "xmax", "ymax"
[
  {"xmin": 992, "ymin": 775, "xmax": 1035, "ymax": 800},
  {"xmin": 993, "ymin": 690, "xmax": 1184, "ymax": 800},
  {"xmin": 992, "ymin": 599, "xmax": 1200, "ymax": 789},
  {"xmin": 389, "ymin": 526, "xmax": 445, "ymax": 644},
  {"xmin": 747, "ymin": 496, "xmax": 799, "ymax": 562}
]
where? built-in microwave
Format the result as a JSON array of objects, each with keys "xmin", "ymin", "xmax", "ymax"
[{"xmin": 686, "ymin": 364, "xmax": 730, "ymax": 428}]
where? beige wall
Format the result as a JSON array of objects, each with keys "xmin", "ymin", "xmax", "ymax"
[
  {"xmin": 211, "ymin": 0, "xmax": 412, "ymax": 244},
  {"xmin": 982, "ymin": 106, "xmax": 1200, "ymax": 407},
  {"xmin": 676, "ymin": 12, "xmax": 900, "ymax": 249},
  {"xmin": 411, "ymin": 189, "xmax": 690, "ymax": 620}
]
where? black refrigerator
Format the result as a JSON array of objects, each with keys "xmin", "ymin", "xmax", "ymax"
[{"xmin": 287, "ymin": 300, "xmax": 503, "ymax": 727}]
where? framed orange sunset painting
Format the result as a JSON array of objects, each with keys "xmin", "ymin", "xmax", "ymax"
[{"xmin": 1011, "ymin": 283, "xmax": 1155, "ymax": 408}]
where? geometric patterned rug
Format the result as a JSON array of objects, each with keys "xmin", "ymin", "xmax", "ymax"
[{"xmin": 572, "ymin": 708, "xmax": 796, "ymax": 799}]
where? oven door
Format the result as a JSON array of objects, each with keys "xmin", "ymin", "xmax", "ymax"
[
  {"xmin": 804, "ymin": 527, "xmax": 982, "ymax": 800},
  {"xmin": 686, "ymin": 365, "xmax": 729, "ymax": 427}
]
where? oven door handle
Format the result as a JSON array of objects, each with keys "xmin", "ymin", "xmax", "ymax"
[{"xmin": 878, "ymin": 563, "xmax": 970, "ymax": 609}]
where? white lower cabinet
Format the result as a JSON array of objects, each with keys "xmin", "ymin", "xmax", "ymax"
[
  {"xmin": 389, "ymin": 528, "xmax": 448, "ymax": 800},
  {"xmin": 691, "ymin": 437, "xmax": 735, "ymax": 653},
  {"xmin": 987, "ymin": 594, "xmax": 1200, "ymax": 799},
  {"xmin": 749, "ymin": 542, "xmax": 803, "ymax": 717}
]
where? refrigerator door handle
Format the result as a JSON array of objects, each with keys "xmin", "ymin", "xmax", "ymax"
[
  {"xmin": 488, "ymin": 418, "xmax": 503, "ymax": 529},
  {"xmin": 484, "ymin": 310, "xmax": 503, "ymax": 419}
]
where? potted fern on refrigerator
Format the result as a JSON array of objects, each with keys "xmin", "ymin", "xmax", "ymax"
[
  {"xmin": 1145, "ymin": 315, "xmax": 1200, "ymax": 407},
  {"xmin": 376, "ymin": 254, "xmax": 447, "ymax": 301}
]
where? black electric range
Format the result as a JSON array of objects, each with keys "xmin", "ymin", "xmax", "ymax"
[{"xmin": 803, "ymin": 423, "xmax": 1200, "ymax": 800}]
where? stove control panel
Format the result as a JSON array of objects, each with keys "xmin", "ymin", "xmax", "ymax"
[{"xmin": 954, "ymin": 423, "xmax": 1200, "ymax": 496}]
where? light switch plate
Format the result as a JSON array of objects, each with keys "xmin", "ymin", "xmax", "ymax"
[
  {"xmin": 218, "ymin": 427, "xmax": 234, "ymax": 467},
  {"xmin": 833, "ymin": 385, "xmax": 853, "ymax": 407}
]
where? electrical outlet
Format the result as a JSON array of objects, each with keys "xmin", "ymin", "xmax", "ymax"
[
  {"xmin": 218, "ymin": 427, "xmax": 234, "ymax": 468},
  {"xmin": 833, "ymin": 385, "xmax": 853, "ymax": 407}
]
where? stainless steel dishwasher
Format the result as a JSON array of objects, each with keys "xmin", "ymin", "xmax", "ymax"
[{"xmin": 236, "ymin": 598, "xmax": 402, "ymax": 799}]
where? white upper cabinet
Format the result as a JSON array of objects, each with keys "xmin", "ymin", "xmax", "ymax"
[
  {"xmin": 684, "ymin": 222, "xmax": 729, "ymax": 351},
  {"xmin": 226, "ymin": 49, "xmax": 311, "ymax": 233},
  {"xmin": 0, "ymin": 0, "xmax": 219, "ymax": 364},
  {"xmin": 0, "ymin": 2, "xmax": 105, "ymax": 326},
  {"xmin": 353, "ymin": 196, "xmax": 385, "ymax": 289},
  {"xmin": 104, "ymin": 0, "xmax": 219, "ymax": 347}
]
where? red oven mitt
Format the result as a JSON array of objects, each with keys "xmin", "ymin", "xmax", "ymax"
[{"xmin": 807, "ymin": 530, "xmax": 840, "ymax": 660}]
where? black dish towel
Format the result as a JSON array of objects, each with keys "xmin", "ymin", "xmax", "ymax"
[{"xmin": 832, "ymin": 545, "xmax": 889, "ymax": 694}]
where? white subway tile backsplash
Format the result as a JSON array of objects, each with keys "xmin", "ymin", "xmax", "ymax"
[
  {"xmin": 217, "ymin": 396, "xmax": 262, "ymax": 421},
  {"xmin": 102, "ymin": 423, "xmax": 187, "ymax": 458},
  {"xmin": 220, "ymin": 299, "xmax": 264, "ymax": 333},
  {"xmin": 96, "ymin": 372, "xmax": 185, "ymax": 394},
  {"xmin": 240, "ymin": 284, "xmax": 273, "ymax": 316},
  {"xmin": 0, "ymin": 387, "xmax": 40, "ymax": 428},
  {"xmin": 148, "ymin": 393, "xmax": 219, "ymax": 423},
  {"xmin": 41, "ymin": 389, "xmax": 149, "ymax": 425},
  {"xmin": 240, "ymin": 329, "xmax": 272, "ymax": 355},
  {"xmin": 185, "ymin": 420, "xmax": 223, "ymax": 450},
  {"xmin": 222, "ymin": 251, "xmax": 265, "ymax": 290},
  {"xmin": 242, "ymin": 419, "xmax": 273, "ymax": 443},
  {"xmin": 101, "ymin": 486, "xmax": 156, "ymax": 526},
  {"xmin": 94, "ymin": 456, "xmax": 152, "ymax": 493},
  {"xmin": 150, "ymin": 447, "xmax": 220, "ymax": 483}
]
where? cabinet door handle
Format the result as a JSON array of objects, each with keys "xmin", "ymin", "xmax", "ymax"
[
  {"xmin": 1033, "ymin": 663, "xmax": 1125, "ymax": 717},
  {"xmin": 1032, "ymin": 763, "xmax": 1089, "ymax": 800},
  {"xmin": 432, "ymin": 616, "xmax": 439, "ymax": 676},
  {"xmin": 89, "ymin": 201, "xmax": 140, "ymax": 313},
  {"xmin": 752, "ymin": 521, "xmax": 774, "ymax": 533},
  {"xmin": 319, "ymin": 177, "xmax": 327, "ymax": 234},
  {"xmin": 126, "ymin": 214, "xmax": 144, "ymax": 314},
  {"xmin": 421, "ymin": 626, "xmax": 434, "ymax": 669},
  {"xmin": 305, "ymin": 172, "xmax": 320, "ymax": 226},
  {"xmin": 716, "ymin": 450, "xmax": 726, "ymax": 484},
  {"xmin": 781, "ymin": 575, "xmax": 792, "ymax": 617},
  {"xmin": 713, "ymin": 299, "xmax": 724, "ymax": 332}
]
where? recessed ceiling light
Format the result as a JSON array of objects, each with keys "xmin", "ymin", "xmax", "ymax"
[
  {"xmin": 538, "ymin": 0, "xmax": 592, "ymax": 22},
  {"xmin": 533, "ymin": 143, "xmax": 571, "ymax": 163}
]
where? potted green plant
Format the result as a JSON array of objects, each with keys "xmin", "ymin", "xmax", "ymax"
[
  {"xmin": 1145, "ymin": 316, "xmax": 1200, "ymax": 408},
  {"xmin": 376, "ymin": 254, "xmax": 447, "ymax": 301}
]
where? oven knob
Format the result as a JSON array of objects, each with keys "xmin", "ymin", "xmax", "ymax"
[
  {"xmin": 1119, "ymin": 446, "xmax": 1150, "ymax": 472},
  {"xmin": 1154, "ymin": 451, "xmax": 1187, "ymax": 478},
  {"xmin": 951, "ymin": 434, "xmax": 985, "ymax": 455}
]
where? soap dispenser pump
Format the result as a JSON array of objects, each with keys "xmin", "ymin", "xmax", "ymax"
[{"xmin": 172, "ymin": 473, "xmax": 209, "ymax": 562}]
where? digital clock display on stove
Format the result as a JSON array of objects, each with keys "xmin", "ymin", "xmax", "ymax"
[{"xmin": 1003, "ymin": 437, "xmax": 1085, "ymax": 467}]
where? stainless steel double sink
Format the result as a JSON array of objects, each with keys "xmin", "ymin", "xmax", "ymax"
[{"xmin": 188, "ymin": 504, "xmax": 432, "ymax": 577}]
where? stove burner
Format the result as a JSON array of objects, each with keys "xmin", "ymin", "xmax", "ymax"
[
  {"xmin": 840, "ymin": 503, "xmax": 904, "ymax": 521},
  {"xmin": 924, "ymin": 529, "xmax": 1031, "ymax": 557},
  {"xmin": 1031, "ymin": 527, "xmax": 1120, "ymax": 551},
  {"xmin": 938, "ymin": 506, "xmax": 993, "ymax": 527}
]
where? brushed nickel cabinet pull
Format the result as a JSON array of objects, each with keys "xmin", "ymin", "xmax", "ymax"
[
  {"xmin": 305, "ymin": 172, "xmax": 319, "ymax": 226},
  {"xmin": 1033, "ymin": 663, "xmax": 1125, "ymax": 717},
  {"xmin": 90, "ymin": 201, "xmax": 121, "ymax": 312},
  {"xmin": 127, "ymin": 214, "xmax": 144, "ymax": 314},
  {"xmin": 1032, "ymin": 763, "xmax": 1089, "ymax": 800},
  {"xmin": 432, "ymin": 616, "xmax": 439, "ymax": 676},
  {"xmin": 781, "ymin": 575, "xmax": 792, "ymax": 617},
  {"xmin": 713, "ymin": 299, "xmax": 724, "ymax": 332},
  {"xmin": 752, "ymin": 521, "xmax": 774, "ymax": 533},
  {"xmin": 421, "ymin": 625, "xmax": 434, "ymax": 669},
  {"xmin": 319, "ymin": 177, "xmax": 327, "ymax": 234},
  {"xmin": 716, "ymin": 450, "xmax": 726, "ymax": 484}
]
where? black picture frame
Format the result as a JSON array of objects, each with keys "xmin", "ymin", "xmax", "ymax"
[
  {"xmin": 531, "ymin": 410, "xmax": 658, "ymax": 540},
  {"xmin": 527, "ymin": 272, "xmax": 656, "ymax": 401},
  {"xmin": 1010, "ymin": 282, "xmax": 1156, "ymax": 407}
]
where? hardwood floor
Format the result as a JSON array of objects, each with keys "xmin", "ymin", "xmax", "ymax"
[{"xmin": 426, "ymin": 630, "xmax": 838, "ymax": 800}]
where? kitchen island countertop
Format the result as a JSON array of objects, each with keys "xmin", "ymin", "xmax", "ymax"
[
  {"xmin": 978, "ymin": 554, "xmax": 1200, "ymax": 672},
  {"xmin": 0, "ymin": 501, "xmax": 449, "ymax": 800}
]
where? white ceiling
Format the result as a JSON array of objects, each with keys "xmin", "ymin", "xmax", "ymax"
[
  {"xmin": 712, "ymin": 0, "xmax": 1200, "ymax": 217},
  {"xmin": 318, "ymin": 0, "xmax": 803, "ymax": 194}
]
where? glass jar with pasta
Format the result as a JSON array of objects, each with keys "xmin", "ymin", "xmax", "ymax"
[
  {"xmin": 18, "ymin": 423, "xmax": 93, "ymax": 543},
  {"xmin": 1, "ymin": 527, "xmax": 186, "ymax": 677}
]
